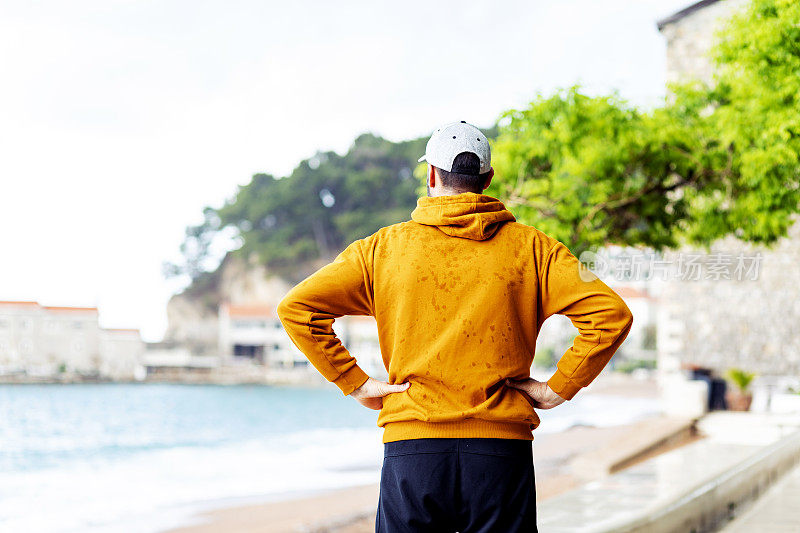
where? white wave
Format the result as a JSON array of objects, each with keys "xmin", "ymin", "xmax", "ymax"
[{"xmin": 0, "ymin": 427, "xmax": 384, "ymax": 533}]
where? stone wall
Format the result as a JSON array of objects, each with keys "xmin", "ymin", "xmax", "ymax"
[
  {"xmin": 657, "ymin": 220, "xmax": 800, "ymax": 375},
  {"xmin": 659, "ymin": 0, "xmax": 748, "ymax": 84}
]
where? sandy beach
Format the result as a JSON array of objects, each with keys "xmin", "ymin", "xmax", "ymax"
[{"xmin": 167, "ymin": 375, "xmax": 664, "ymax": 533}]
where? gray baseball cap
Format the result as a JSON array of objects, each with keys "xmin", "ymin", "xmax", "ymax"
[{"xmin": 417, "ymin": 121, "xmax": 491, "ymax": 174}]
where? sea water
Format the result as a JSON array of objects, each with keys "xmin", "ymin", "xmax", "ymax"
[{"xmin": 0, "ymin": 384, "xmax": 659, "ymax": 532}]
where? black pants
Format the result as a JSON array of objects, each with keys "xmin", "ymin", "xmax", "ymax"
[{"xmin": 376, "ymin": 438, "xmax": 537, "ymax": 533}]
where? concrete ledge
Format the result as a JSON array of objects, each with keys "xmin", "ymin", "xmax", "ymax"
[
  {"xmin": 538, "ymin": 414, "xmax": 800, "ymax": 533},
  {"xmin": 604, "ymin": 429, "xmax": 800, "ymax": 533},
  {"xmin": 569, "ymin": 417, "xmax": 697, "ymax": 480}
]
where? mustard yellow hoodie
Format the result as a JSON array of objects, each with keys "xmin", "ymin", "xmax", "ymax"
[{"xmin": 277, "ymin": 192, "xmax": 633, "ymax": 443}]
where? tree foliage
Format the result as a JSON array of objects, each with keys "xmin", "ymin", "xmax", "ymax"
[{"xmin": 490, "ymin": 0, "xmax": 800, "ymax": 255}]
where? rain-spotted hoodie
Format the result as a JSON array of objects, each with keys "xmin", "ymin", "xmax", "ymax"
[{"xmin": 277, "ymin": 192, "xmax": 633, "ymax": 443}]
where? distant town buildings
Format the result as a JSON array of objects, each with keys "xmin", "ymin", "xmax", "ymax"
[
  {"xmin": 147, "ymin": 253, "xmax": 389, "ymax": 385},
  {"xmin": 158, "ymin": 239, "xmax": 659, "ymax": 383},
  {"xmin": 0, "ymin": 301, "xmax": 144, "ymax": 381}
]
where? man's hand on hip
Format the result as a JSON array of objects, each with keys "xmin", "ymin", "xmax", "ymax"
[
  {"xmin": 505, "ymin": 377, "xmax": 566, "ymax": 409},
  {"xmin": 348, "ymin": 377, "xmax": 410, "ymax": 410}
]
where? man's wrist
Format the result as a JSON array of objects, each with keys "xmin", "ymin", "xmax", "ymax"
[
  {"xmin": 334, "ymin": 365, "xmax": 370, "ymax": 396},
  {"xmin": 546, "ymin": 368, "xmax": 579, "ymax": 401},
  {"xmin": 547, "ymin": 383, "xmax": 567, "ymax": 402}
]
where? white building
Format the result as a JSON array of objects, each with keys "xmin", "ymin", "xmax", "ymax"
[
  {"xmin": 218, "ymin": 302, "xmax": 304, "ymax": 367},
  {"xmin": 0, "ymin": 300, "xmax": 145, "ymax": 380},
  {"xmin": 218, "ymin": 301, "xmax": 386, "ymax": 377}
]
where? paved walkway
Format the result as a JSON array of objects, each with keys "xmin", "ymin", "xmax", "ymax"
[
  {"xmin": 720, "ymin": 462, "xmax": 800, "ymax": 532},
  {"xmin": 537, "ymin": 439, "xmax": 759, "ymax": 532}
]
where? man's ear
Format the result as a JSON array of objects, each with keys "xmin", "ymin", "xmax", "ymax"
[
  {"xmin": 482, "ymin": 168, "xmax": 494, "ymax": 190},
  {"xmin": 427, "ymin": 165, "xmax": 436, "ymax": 188}
]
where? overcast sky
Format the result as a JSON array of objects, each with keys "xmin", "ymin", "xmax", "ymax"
[{"xmin": 0, "ymin": 0, "xmax": 692, "ymax": 342}]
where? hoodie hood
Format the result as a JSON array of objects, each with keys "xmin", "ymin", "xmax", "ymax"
[{"xmin": 410, "ymin": 192, "xmax": 516, "ymax": 241}]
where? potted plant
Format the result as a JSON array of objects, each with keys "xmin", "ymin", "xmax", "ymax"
[{"xmin": 724, "ymin": 368, "xmax": 756, "ymax": 411}]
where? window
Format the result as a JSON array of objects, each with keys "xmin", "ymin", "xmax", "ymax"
[
  {"xmin": 233, "ymin": 344, "xmax": 265, "ymax": 362},
  {"xmin": 234, "ymin": 320, "xmax": 268, "ymax": 329}
]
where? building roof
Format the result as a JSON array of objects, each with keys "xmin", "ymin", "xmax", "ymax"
[
  {"xmin": 657, "ymin": 0, "xmax": 722, "ymax": 31},
  {"xmin": 222, "ymin": 303, "xmax": 277, "ymax": 318},
  {"xmin": 42, "ymin": 306, "xmax": 99, "ymax": 313},
  {"xmin": 343, "ymin": 315, "xmax": 378, "ymax": 323},
  {"xmin": 0, "ymin": 301, "xmax": 99, "ymax": 312},
  {"xmin": 101, "ymin": 328, "xmax": 143, "ymax": 340},
  {"xmin": 614, "ymin": 286, "xmax": 652, "ymax": 300},
  {"xmin": 0, "ymin": 300, "xmax": 40, "ymax": 307}
]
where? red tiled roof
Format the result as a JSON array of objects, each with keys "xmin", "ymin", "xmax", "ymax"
[
  {"xmin": 614, "ymin": 286, "xmax": 650, "ymax": 299},
  {"xmin": 43, "ymin": 306, "xmax": 99, "ymax": 313},
  {"xmin": 0, "ymin": 300, "xmax": 40, "ymax": 307},
  {"xmin": 345, "ymin": 315, "xmax": 377, "ymax": 322},
  {"xmin": 222, "ymin": 303, "xmax": 277, "ymax": 318}
]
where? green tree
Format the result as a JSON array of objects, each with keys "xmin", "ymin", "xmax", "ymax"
[{"xmin": 490, "ymin": 0, "xmax": 800, "ymax": 255}]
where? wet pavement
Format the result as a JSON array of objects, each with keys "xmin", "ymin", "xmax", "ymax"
[{"xmin": 720, "ymin": 462, "xmax": 800, "ymax": 532}]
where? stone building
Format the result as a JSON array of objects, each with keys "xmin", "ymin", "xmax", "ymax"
[
  {"xmin": 657, "ymin": 0, "xmax": 748, "ymax": 85},
  {"xmin": 0, "ymin": 300, "xmax": 145, "ymax": 380},
  {"xmin": 656, "ymin": 0, "xmax": 800, "ymax": 376}
]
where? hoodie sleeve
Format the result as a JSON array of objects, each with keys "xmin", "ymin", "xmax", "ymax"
[
  {"xmin": 276, "ymin": 238, "xmax": 374, "ymax": 396},
  {"xmin": 538, "ymin": 242, "xmax": 634, "ymax": 400}
]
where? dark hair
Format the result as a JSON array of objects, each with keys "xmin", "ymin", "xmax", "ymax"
[{"xmin": 435, "ymin": 152, "xmax": 491, "ymax": 193}]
